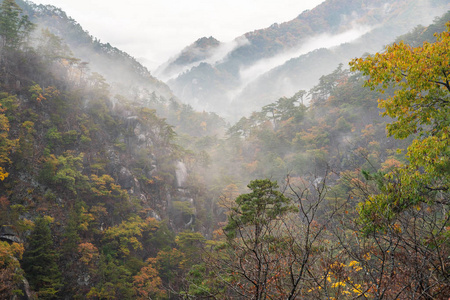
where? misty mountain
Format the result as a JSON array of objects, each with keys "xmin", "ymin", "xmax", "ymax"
[
  {"xmin": 158, "ymin": 0, "xmax": 450, "ymax": 120},
  {"xmin": 16, "ymin": 0, "xmax": 174, "ymax": 101},
  {"xmin": 155, "ymin": 36, "xmax": 222, "ymax": 81},
  {"xmin": 1, "ymin": 0, "xmax": 450, "ymax": 297}
]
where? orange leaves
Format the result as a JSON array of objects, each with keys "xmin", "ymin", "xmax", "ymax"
[
  {"xmin": 29, "ymin": 84, "xmax": 60, "ymax": 104},
  {"xmin": 380, "ymin": 158, "xmax": 403, "ymax": 172},
  {"xmin": 0, "ymin": 241, "xmax": 24, "ymax": 267},
  {"xmin": 133, "ymin": 258, "xmax": 166, "ymax": 300},
  {"xmin": 200, "ymin": 121, "xmax": 207, "ymax": 131},
  {"xmin": 78, "ymin": 242, "xmax": 99, "ymax": 265},
  {"xmin": 244, "ymin": 160, "xmax": 259, "ymax": 174},
  {"xmin": 0, "ymin": 241, "xmax": 25, "ymax": 298}
]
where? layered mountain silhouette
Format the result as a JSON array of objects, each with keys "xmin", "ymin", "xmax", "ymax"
[
  {"xmin": 156, "ymin": 0, "xmax": 450, "ymax": 120},
  {"xmin": 15, "ymin": 0, "xmax": 450, "ymax": 121}
]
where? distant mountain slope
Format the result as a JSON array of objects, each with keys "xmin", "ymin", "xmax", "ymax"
[
  {"xmin": 159, "ymin": 0, "xmax": 450, "ymax": 120},
  {"xmin": 233, "ymin": 6, "xmax": 450, "ymax": 117},
  {"xmin": 155, "ymin": 36, "xmax": 222, "ymax": 81},
  {"xmin": 16, "ymin": 0, "xmax": 174, "ymax": 100}
]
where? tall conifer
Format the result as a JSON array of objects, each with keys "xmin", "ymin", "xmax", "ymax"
[{"xmin": 22, "ymin": 216, "xmax": 62, "ymax": 299}]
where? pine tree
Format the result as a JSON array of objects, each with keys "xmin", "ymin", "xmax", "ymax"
[
  {"xmin": 22, "ymin": 216, "xmax": 62, "ymax": 299},
  {"xmin": 0, "ymin": 0, "xmax": 34, "ymax": 51},
  {"xmin": 219, "ymin": 179, "xmax": 298, "ymax": 299}
]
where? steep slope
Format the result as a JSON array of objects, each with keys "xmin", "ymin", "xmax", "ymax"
[
  {"xmin": 16, "ymin": 0, "xmax": 174, "ymax": 100},
  {"xmin": 155, "ymin": 36, "xmax": 222, "ymax": 81},
  {"xmin": 0, "ymin": 2, "xmax": 224, "ymax": 297},
  {"xmin": 1, "ymin": 1, "xmax": 449, "ymax": 297},
  {"xmin": 160, "ymin": 0, "xmax": 449, "ymax": 120},
  {"xmin": 230, "ymin": 6, "xmax": 450, "ymax": 117},
  {"xmin": 194, "ymin": 20, "xmax": 450, "ymax": 298}
]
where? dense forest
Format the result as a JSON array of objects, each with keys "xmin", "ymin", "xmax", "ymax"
[{"xmin": 0, "ymin": 0, "xmax": 449, "ymax": 299}]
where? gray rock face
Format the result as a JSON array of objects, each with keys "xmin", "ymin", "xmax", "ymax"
[
  {"xmin": 150, "ymin": 210, "xmax": 162, "ymax": 222},
  {"xmin": 0, "ymin": 225, "xmax": 22, "ymax": 244},
  {"xmin": 77, "ymin": 273, "xmax": 91, "ymax": 286},
  {"xmin": 118, "ymin": 167, "xmax": 134, "ymax": 189},
  {"xmin": 12, "ymin": 278, "xmax": 34, "ymax": 300}
]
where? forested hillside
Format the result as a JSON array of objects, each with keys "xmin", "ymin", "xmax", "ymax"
[
  {"xmin": 16, "ymin": 0, "xmax": 174, "ymax": 100},
  {"xmin": 0, "ymin": 0, "xmax": 222, "ymax": 298},
  {"xmin": 0, "ymin": 0, "xmax": 449, "ymax": 299},
  {"xmin": 161, "ymin": 0, "xmax": 449, "ymax": 119}
]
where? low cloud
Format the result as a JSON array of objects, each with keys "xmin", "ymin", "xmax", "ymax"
[
  {"xmin": 239, "ymin": 25, "xmax": 372, "ymax": 86},
  {"xmin": 209, "ymin": 36, "xmax": 250, "ymax": 64},
  {"xmin": 155, "ymin": 36, "xmax": 250, "ymax": 81}
]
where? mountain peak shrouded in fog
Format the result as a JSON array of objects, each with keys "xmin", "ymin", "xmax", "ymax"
[
  {"xmin": 158, "ymin": 0, "xmax": 449, "ymax": 121},
  {"xmin": 174, "ymin": 37, "xmax": 221, "ymax": 65},
  {"xmin": 154, "ymin": 36, "xmax": 222, "ymax": 81},
  {"xmin": 2, "ymin": 0, "xmax": 450, "ymax": 297},
  {"xmin": 22, "ymin": 0, "xmax": 449, "ymax": 121},
  {"xmin": 29, "ymin": 0, "xmax": 326, "ymax": 70}
]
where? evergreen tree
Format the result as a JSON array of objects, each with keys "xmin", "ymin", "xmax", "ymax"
[
  {"xmin": 218, "ymin": 179, "xmax": 298, "ymax": 299},
  {"xmin": 0, "ymin": 0, "xmax": 34, "ymax": 51},
  {"xmin": 22, "ymin": 216, "xmax": 62, "ymax": 299}
]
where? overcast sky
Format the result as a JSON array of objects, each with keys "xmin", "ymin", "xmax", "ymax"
[{"xmin": 31, "ymin": 0, "xmax": 325, "ymax": 70}]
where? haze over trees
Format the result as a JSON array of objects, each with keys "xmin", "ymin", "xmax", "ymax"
[
  {"xmin": 0, "ymin": 0, "xmax": 449, "ymax": 299},
  {"xmin": 159, "ymin": 0, "xmax": 449, "ymax": 120}
]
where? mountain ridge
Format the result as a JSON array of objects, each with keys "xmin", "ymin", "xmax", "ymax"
[
  {"xmin": 17, "ymin": 0, "xmax": 175, "ymax": 101},
  {"xmin": 159, "ymin": 0, "xmax": 449, "ymax": 120}
]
